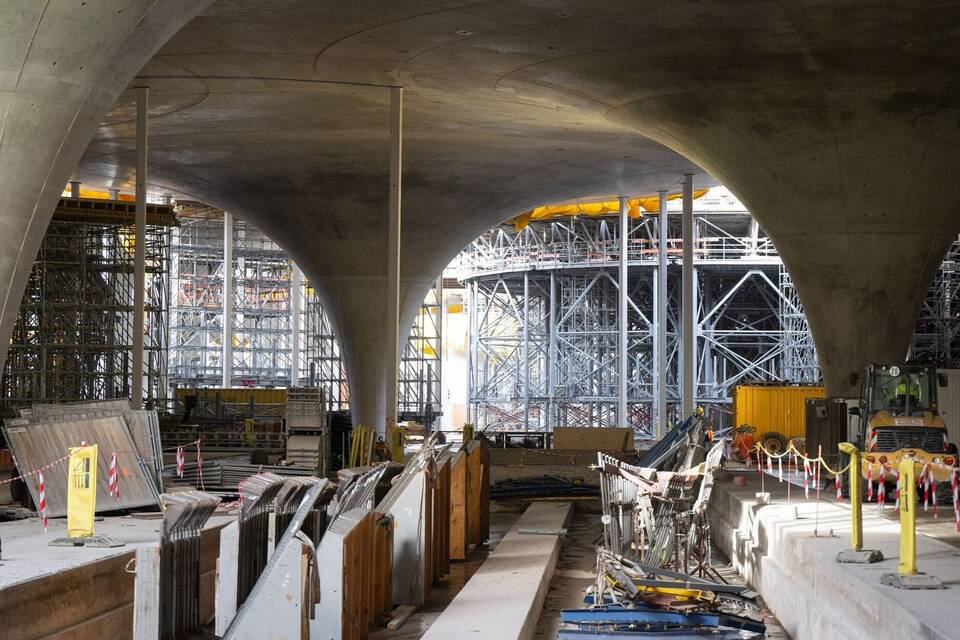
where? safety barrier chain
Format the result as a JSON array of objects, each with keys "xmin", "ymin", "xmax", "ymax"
[{"xmin": 747, "ymin": 440, "xmax": 960, "ymax": 531}]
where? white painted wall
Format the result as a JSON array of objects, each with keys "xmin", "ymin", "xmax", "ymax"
[{"xmin": 938, "ymin": 369, "xmax": 960, "ymax": 446}]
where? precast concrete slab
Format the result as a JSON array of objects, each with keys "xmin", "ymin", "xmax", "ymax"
[
  {"xmin": 421, "ymin": 501, "xmax": 573, "ymax": 640},
  {"xmin": 709, "ymin": 473, "xmax": 960, "ymax": 640}
]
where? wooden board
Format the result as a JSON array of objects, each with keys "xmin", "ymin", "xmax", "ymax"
[
  {"xmin": 335, "ymin": 510, "xmax": 394, "ymax": 640},
  {"xmin": 449, "ymin": 451, "xmax": 469, "ymax": 560},
  {"xmin": 466, "ymin": 440, "xmax": 484, "ymax": 548},
  {"xmin": 553, "ymin": 426, "xmax": 634, "ymax": 451},
  {"xmin": 432, "ymin": 457, "xmax": 451, "ymax": 581}
]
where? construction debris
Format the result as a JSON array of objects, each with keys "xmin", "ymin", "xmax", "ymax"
[{"xmin": 564, "ymin": 409, "xmax": 766, "ymax": 638}]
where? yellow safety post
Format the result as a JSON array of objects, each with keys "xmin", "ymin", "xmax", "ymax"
[
  {"xmin": 839, "ymin": 443, "xmax": 863, "ymax": 550},
  {"xmin": 897, "ymin": 457, "xmax": 916, "ymax": 576},
  {"xmin": 463, "ymin": 423, "xmax": 475, "ymax": 442},
  {"xmin": 880, "ymin": 457, "xmax": 943, "ymax": 588},
  {"xmin": 836, "ymin": 442, "xmax": 883, "ymax": 564}
]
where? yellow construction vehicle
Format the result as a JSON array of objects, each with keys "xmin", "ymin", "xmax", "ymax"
[{"xmin": 849, "ymin": 364, "xmax": 957, "ymax": 500}]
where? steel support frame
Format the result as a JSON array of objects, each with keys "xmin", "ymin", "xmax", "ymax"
[{"xmin": 462, "ymin": 205, "xmax": 835, "ymax": 435}]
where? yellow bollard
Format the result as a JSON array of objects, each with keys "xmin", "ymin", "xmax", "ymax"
[
  {"xmin": 836, "ymin": 443, "xmax": 883, "ymax": 564},
  {"xmin": 897, "ymin": 457, "xmax": 916, "ymax": 575},
  {"xmin": 839, "ymin": 443, "xmax": 863, "ymax": 551},
  {"xmin": 880, "ymin": 457, "xmax": 943, "ymax": 588}
]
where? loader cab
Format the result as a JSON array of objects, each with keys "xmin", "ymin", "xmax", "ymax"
[
  {"xmin": 858, "ymin": 364, "xmax": 952, "ymax": 454},
  {"xmin": 866, "ymin": 365, "xmax": 937, "ymax": 418}
]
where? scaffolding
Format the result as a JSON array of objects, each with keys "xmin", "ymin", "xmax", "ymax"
[
  {"xmin": 461, "ymin": 192, "xmax": 960, "ymax": 435},
  {"xmin": 1, "ymin": 197, "xmax": 173, "ymax": 410},
  {"xmin": 911, "ymin": 236, "xmax": 960, "ymax": 366},
  {"xmin": 460, "ymin": 190, "xmax": 803, "ymax": 435},
  {"xmin": 169, "ymin": 204, "xmax": 442, "ymax": 427}
]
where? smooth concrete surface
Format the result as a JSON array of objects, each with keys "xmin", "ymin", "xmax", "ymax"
[
  {"xmin": 420, "ymin": 500, "xmax": 573, "ymax": 640},
  {"xmin": 2, "ymin": 3, "xmax": 960, "ymax": 426},
  {"xmin": 0, "ymin": 1, "xmax": 210, "ymax": 380},
  {"xmin": 369, "ymin": 500, "xmax": 524, "ymax": 640},
  {"xmin": 0, "ymin": 513, "xmax": 230, "ymax": 639},
  {"xmin": 710, "ymin": 473, "xmax": 960, "ymax": 640},
  {"xmin": 0, "ymin": 512, "xmax": 231, "ymax": 589}
]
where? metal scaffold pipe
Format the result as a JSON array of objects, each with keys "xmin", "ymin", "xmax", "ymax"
[
  {"xmin": 657, "ymin": 190, "xmax": 668, "ymax": 439},
  {"xmin": 618, "ymin": 196, "xmax": 629, "ymax": 427},
  {"xmin": 131, "ymin": 87, "xmax": 148, "ymax": 409},
  {"xmin": 385, "ymin": 86, "xmax": 403, "ymax": 436},
  {"xmin": 223, "ymin": 210, "xmax": 234, "ymax": 388},
  {"xmin": 290, "ymin": 263, "xmax": 302, "ymax": 386},
  {"xmin": 682, "ymin": 174, "xmax": 696, "ymax": 418}
]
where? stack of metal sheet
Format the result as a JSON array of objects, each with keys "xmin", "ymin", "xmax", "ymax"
[
  {"xmin": 159, "ymin": 491, "xmax": 221, "ymax": 640},
  {"xmin": 171, "ymin": 457, "xmax": 323, "ymax": 493},
  {"xmin": 329, "ymin": 463, "xmax": 391, "ymax": 525},
  {"xmin": 236, "ymin": 473, "xmax": 285, "ymax": 606},
  {"xmin": 223, "ymin": 480, "xmax": 333, "ymax": 640},
  {"xmin": 274, "ymin": 476, "xmax": 333, "ymax": 546},
  {"xmin": 3, "ymin": 411, "xmax": 162, "ymax": 517}
]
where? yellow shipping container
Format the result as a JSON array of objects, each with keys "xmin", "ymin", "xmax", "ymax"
[
  {"xmin": 732, "ymin": 385, "xmax": 825, "ymax": 439},
  {"xmin": 174, "ymin": 387, "xmax": 288, "ymax": 405}
]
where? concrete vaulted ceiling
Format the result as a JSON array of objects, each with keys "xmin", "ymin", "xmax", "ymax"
[{"xmin": 4, "ymin": 1, "xmax": 960, "ymax": 429}]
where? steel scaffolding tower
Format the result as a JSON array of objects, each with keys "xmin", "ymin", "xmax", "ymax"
[
  {"xmin": 911, "ymin": 236, "xmax": 960, "ymax": 366},
  {"xmin": 169, "ymin": 204, "xmax": 442, "ymax": 426},
  {"xmin": 460, "ymin": 189, "xmax": 812, "ymax": 435},
  {"xmin": 1, "ymin": 197, "xmax": 173, "ymax": 410},
  {"xmin": 461, "ymin": 193, "xmax": 960, "ymax": 436}
]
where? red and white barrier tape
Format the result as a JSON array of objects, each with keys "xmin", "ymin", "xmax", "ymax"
[
  {"xmin": 196, "ymin": 440, "xmax": 204, "ymax": 491},
  {"xmin": 38, "ymin": 470, "xmax": 48, "ymax": 532},
  {"xmin": 108, "ymin": 451, "xmax": 120, "ymax": 499},
  {"xmin": 0, "ymin": 452, "xmax": 72, "ymax": 486}
]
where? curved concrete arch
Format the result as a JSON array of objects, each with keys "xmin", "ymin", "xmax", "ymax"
[
  {"xmin": 6, "ymin": 1, "xmax": 960, "ymax": 428},
  {"xmin": 0, "ymin": 0, "xmax": 211, "ymax": 370}
]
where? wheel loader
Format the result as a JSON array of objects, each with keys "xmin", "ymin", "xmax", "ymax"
[{"xmin": 849, "ymin": 364, "xmax": 957, "ymax": 501}]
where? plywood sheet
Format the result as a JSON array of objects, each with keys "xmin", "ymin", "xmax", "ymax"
[{"xmin": 553, "ymin": 427, "xmax": 634, "ymax": 451}]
